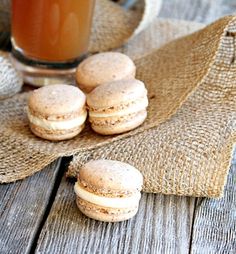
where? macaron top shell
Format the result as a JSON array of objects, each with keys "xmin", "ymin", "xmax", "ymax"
[
  {"xmin": 78, "ymin": 160, "xmax": 143, "ymax": 196},
  {"xmin": 87, "ymin": 79, "xmax": 147, "ymax": 109},
  {"xmin": 28, "ymin": 85, "xmax": 86, "ymax": 117},
  {"xmin": 76, "ymin": 52, "xmax": 136, "ymax": 90}
]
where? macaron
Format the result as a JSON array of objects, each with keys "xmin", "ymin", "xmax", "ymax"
[
  {"xmin": 27, "ymin": 84, "xmax": 87, "ymax": 141},
  {"xmin": 86, "ymin": 79, "xmax": 148, "ymax": 135},
  {"xmin": 74, "ymin": 159, "xmax": 143, "ymax": 222},
  {"xmin": 76, "ymin": 52, "xmax": 136, "ymax": 93}
]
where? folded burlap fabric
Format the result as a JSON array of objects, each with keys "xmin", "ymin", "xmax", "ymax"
[
  {"xmin": 67, "ymin": 16, "xmax": 236, "ymax": 198},
  {"xmin": 0, "ymin": 14, "xmax": 235, "ymax": 198},
  {"xmin": 93, "ymin": 0, "xmax": 163, "ymax": 45}
]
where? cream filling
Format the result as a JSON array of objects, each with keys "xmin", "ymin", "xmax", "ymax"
[
  {"xmin": 74, "ymin": 182, "xmax": 141, "ymax": 209},
  {"xmin": 27, "ymin": 109, "xmax": 87, "ymax": 130},
  {"xmin": 89, "ymin": 97, "xmax": 148, "ymax": 118}
]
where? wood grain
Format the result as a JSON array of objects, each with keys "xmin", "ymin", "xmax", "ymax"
[
  {"xmin": 159, "ymin": 0, "xmax": 236, "ymax": 24},
  {"xmin": 190, "ymin": 152, "xmax": 236, "ymax": 253},
  {"xmin": 0, "ymin": 159, "xmax": 61, "ymax": 254},
  {"xmin": 35, "ymin": 177, "xmax": 195, "ymax": 254}
]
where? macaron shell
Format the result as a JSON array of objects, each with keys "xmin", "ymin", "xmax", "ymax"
[
  {"xmin": 91, "ymin": 110, "xmax": 147, "ymax": 135},
  {"xmin": 87, "ymin": 79, "xmax": 147, "ymax": 109},
  {"xmin": 30, "ymin": 123, "xmax": 85, "ymax": 141},
  {"xmin": 79, "ymin": 159, "xmax": 143, "ymax": 196},
  {"xmin": 76, "ymin": 197, "xmax": 138, "ymax": 222},
  {"xmin": 76, "ymin": 52, "xmax": 136, "ymax": 92},
  {"xmin": 28, "ymin": 84, "xmax": 86, "ymax": 117}
]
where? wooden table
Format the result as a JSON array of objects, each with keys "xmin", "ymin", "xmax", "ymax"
[{"xmin": 1, "ymin": 1, "xmax": 236, "ymax": 253}]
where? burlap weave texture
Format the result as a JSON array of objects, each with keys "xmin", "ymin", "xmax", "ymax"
[
  {"xmin": 68, "ymin": 16, "xmax": 236, "ymax": 198},
  {"xmin": 0, "ymin": 51, "xmax": 23, "ymax": 100},
  {"xmin": 0, "ymin": 1, "xmax": 235, "ymax": 198},
  {"xmin": 83, "ymin": 0, "xmax": 163, "ymax": 52}
]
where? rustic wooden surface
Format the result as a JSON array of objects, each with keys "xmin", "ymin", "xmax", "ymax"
[
  {"xmin": 0, "ymin": 159, "xmax": 62, "ymax": 254},
  {"xmin": 36, "ymin": 178, "xmax": 195, "ymax": 254},
  {"xmin": 0, "ymin": 1, "xmax": 235, "ymax": 254},
  {"xmin": 191, "ymin": 161, "xmax": 236, "ymax": 254}
]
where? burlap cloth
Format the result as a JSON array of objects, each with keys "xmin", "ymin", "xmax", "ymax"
[
  {"xmin": 68, "ymin": 16, "xmax": 236, "ymax": 198},
  {"xmin": 0, "ymin": 0, "xmax": 235, "ymax": 198},
  {"xmin": 0, "ymin": 51, "xmax": 23, "ymax": 99}
]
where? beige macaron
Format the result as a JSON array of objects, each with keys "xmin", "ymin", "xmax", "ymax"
[
  {"xmin": 86, "ymin": 79, "xmax": 148, "ymax": 135},
  {"xmin": 74, "ymin": 159, "xmax": 143, "ymax": 222},
  {"xmin": 27, "ymin": 84, "xmax": 87, "ymax": 141},
  {"xmin": 76, "ymin": 52, "xmax": 136, "ymax": 93}
]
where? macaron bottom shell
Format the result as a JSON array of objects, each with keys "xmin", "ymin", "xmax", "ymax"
[
  {"xmin": 76, "ymin": 197, "xmax": 139, "ymax": 222},
  {"xmin": 30, "ymin": 123, "xmax": 85, "ymax": 141},
  {"xmin": 90, "ymin": 110, "xmax": 147, "ymax": 135}
]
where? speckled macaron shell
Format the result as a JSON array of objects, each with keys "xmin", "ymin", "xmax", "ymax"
[
  {"xmin": 30, "ymin": 123, "xmax": 85, "ymax": 141},
  {"xmin": 76, "ymin": 197, "xmax": 139, "ymax": 222},
  {"xmin": 87, "ymin": 79, "xmax": 147, "ymax": 109},
  {"xmin": 27, "ymin": 84, "xmax": 87, "ymax": 141},
  {"xmin": 87, "ymin": 79, "xmax": 148, "ymax": 135},
  {"xmin": 90, "ymin": 111, "xmax": 147, "ymax": 135},
  {"xmin": 78, "ymin": 159, "xmax": 143, "ymax": 196},
  {"xmin": 76, "ymin": 52, "xmax": 136, "ymax": 93},
  {"xmin": 28, "ymin": 84, "xmax": 86, "ymax": 118}
]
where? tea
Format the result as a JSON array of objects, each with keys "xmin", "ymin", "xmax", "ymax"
[{"xmin": 12, "ymin": 0, "xmax": 95, "ymax": 62}]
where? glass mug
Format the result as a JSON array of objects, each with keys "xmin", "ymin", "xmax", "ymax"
[{"xmin": 11, "ymin": 0, "xmax": 95, "ymax": 86}]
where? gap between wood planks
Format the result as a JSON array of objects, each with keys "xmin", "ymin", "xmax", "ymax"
[
  {"xmin": 188, "ymin": 198, "xmax": 201, "ymax": 254},
  {"xmin": 29, "ymin": 157, "xmax": 72, "ymax": 253}
]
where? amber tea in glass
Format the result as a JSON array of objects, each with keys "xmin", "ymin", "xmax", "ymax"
[{"xmin": 11, "ymin": 0, "xmax": 95, "ymax": 86}]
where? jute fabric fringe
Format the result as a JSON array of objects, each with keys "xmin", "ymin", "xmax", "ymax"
[{"xmin": 0, "ymin": 15, "xmax": 235, "ymax": 198}]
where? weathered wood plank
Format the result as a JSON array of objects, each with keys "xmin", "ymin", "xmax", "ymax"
[
  {"xmin": 159, "ymin": 0, "xmax": 236, "ymax": 24},
  {"xmin": 190, "ymin": 151, "xmax": 236, "ymax": 254},
  {"xmin": 159, "ymin": 2, "xmax": 236, "ymax": 253},
  {"xmin": 35, "ymin": 176, "xmax": 195, "ymax": 254},
  {"xmin": 0, "ymin": 159, "xmax": 61, "ymax": 254}
]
